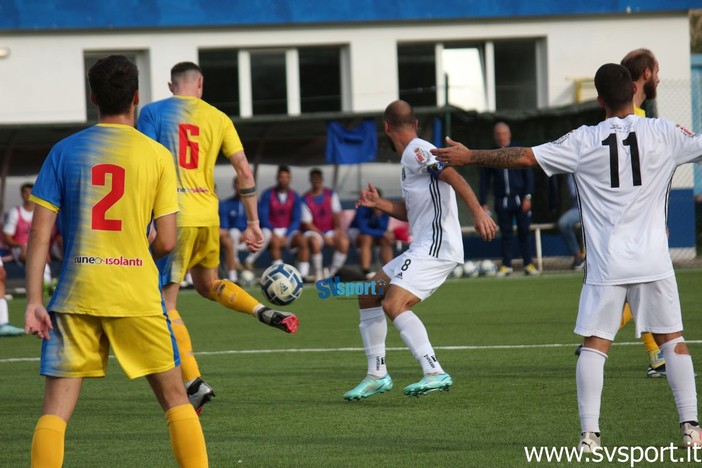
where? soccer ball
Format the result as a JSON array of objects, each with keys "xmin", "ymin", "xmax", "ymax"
[
  {"xmin": 452, "ymin": 264, "xmax": 464, "ymax": 278},
  {"xmin": 260, "ymin": 263, "xmax": 303, "ymax": 306},
  {"xmin": 463, "ymin": 260, "xmax": 479, "ymax": 278},
  {"xmin": 478, "ymin": 259, "xmax": 497, "ymax": 277},
  {"xmin": 238, "ymin": 269, "xmax": 256, "ymax": 287}
]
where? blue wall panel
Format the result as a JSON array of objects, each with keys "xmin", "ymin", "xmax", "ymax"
[{"xmin": 1, "ymin": 0, "xmax": 701, "ymax": 30}]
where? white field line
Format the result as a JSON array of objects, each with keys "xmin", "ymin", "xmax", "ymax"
[{"xmin": 4, "ymin": 340, "xmax": 702, "ymax": 364}]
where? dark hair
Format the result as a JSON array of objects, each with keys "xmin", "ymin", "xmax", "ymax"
[
  {"xmin": 171, "ymin": 62, "xmax": 203, "ymax": 82},
  {"xmin": 594, "ymin": 63, "xmax": 634, "ymax": 110},
  {"xmin": 20, "ymin": 182, "xmax": 34, "ymax": 192},
  {"xmin": 277, "ymin": 165, "xmax": 291, "ymax": 175},
  {"xmin": 383, "ymin": 100, "xmax": 415, "ymax": 128},
  {"xmin": 309, "ymin": 168, "xmax": 323, "ymax": 177},
  {"xmin": 620, "ymin": 49, "xmax": 655, "ymax": 81},
  {"xmin": 87, "ymin": 55, "xmax": 138, "ymax": 116}
]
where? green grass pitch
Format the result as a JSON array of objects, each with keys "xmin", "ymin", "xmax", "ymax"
[{"xmin": 2, "ymin": 270, "xmax": 702, "ymax": 467}]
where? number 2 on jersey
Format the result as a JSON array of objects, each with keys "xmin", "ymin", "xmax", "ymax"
[
  {"xmin": 92, "ymin": 164, "xmax": 125, "ymax": 231},
  {"xmin": 601, "ymin": 132, "xmax": 642, "ymax": 188}
]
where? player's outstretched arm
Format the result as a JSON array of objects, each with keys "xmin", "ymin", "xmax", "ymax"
[
  {"xmin": 431, "ymin": 136, "xmax": 538, "ymax": 169},
  {"xmin": 439, "ymin": 167, "xmax": 496, "ymax": 241},
  {"xmin": 24, "ymin": 205, "xmax": 55, "ymax": 340},
  {"xmin": 356, "ymin": 183, "xmax": 408, "ymax": 221}
]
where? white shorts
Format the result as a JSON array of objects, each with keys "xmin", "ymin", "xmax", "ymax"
[
  {"xmin": 303, "ymin": 230, "xmax": 333, "ymax": 246},
  {"xmin": 347, "ymin": 228, "xmax": 360, "ymax": 244},
  {"xmin": 272, "ymin": 227, "xmax": 300, "ymax": 250},
  {"xmin": 575, "ymin": 275, "xmax": 683, "ymax": 340},
  {"xmin": 382, "ymin": 251, "xmax": 459, "ymax": 301}
]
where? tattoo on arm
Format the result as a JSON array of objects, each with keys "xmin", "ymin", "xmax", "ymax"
[{"xmin": 471, "ymin": 148, "xmax": 531, "ymax": 168}]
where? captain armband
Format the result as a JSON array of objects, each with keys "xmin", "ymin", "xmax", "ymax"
[
  {"xmin": 239, "ymin": 185, "xmax": 257, "ymax": 198},
  {"xmin": 427, "ymin": 161, "xmax": 445, "ymax": 179}
]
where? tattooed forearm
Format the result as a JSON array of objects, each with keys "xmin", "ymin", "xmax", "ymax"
[{"xmin": 470, "ymin": 148, "xmax": 534, "ymax": 168}]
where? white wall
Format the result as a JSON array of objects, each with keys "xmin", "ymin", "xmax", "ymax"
[{"xmin": 0, "ymin": 14, "xmax": 691, "ymax": 123}]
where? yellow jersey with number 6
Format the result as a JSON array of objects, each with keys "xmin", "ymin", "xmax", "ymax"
[{"xmin": 137, "ymin": 95, "xmax": 244, "ymax": 227}]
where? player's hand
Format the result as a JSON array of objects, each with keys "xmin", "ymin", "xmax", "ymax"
[
  {"xmin": 356, "ymin": 183, "xmax": 380, "ymax": 209},
  {"xmin": 430, "ymin": 137, "xmax": 472, "ymax": 167},
  {"xmin": 474, "ymin": 210, "xmax": 497, "ymax": 242},
  {"xmin": 25, "ymin": 303, "xmax": 52, "ymax": 340},
  {"xmin": 522, "ymin": 199, "xmax": 532, "ymax": 214},
  {"xmin": 242, "ymin": 224, "xmax": 264, "ymax": 252}
]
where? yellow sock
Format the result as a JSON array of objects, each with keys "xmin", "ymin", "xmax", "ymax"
[
  {"xmin": 166, "ymin": 404, "xmax": 208, "ymax": 468},
  {"xmin": 642, "ymin": 332, "xmax": 665, "ymax": 367},
  {"xmin": 618, "ymin": 303, "xmax": 634, "ymax": 329},
  {"xmin": 168, "ymin": 310, "xmax": 201, "ymax": 383},
  {"xmin": 209, "ymin": 279, "xmax": 261, "ymax": 316},
  {"xmin": 31, "ymin": 414, "xmax": 66, "ymax": 468}
]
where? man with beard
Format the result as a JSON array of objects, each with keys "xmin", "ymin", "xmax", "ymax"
[
  {"xmin": 618, "ymin": 49, "xmax": 666, "ymax": 378},
  {"xmin": 622, "ymin": 48, "xmax": 659, "ymax": 117}
]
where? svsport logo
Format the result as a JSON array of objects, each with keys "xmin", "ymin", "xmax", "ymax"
[{"xmin": 315, "ymin": 277, "xmax": 387, "ymax": 299}]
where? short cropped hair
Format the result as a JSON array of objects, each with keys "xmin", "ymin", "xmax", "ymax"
[
  {"xmin": 87, "ymin": 55, "xmax": 138, "ymax": 116},
  {"xmin": 594, "ymin": 63, "xmax": 634, "ymax": 111},
  {"xmin": 309, "ymin": 168, "xmax": 323, "ymax": 178},
  {"xmin": 277, "ymin": 165, "xmax": 291, "ymax": 175},
  {"xmin": 171, "ymin": 62, "xmax": 203, "ymax": 83}
]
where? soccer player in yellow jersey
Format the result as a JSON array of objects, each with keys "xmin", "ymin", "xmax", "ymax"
[
  {"xmin": 620, "ymin": 48, "xmax": 666, "ymax": 378},
  {"xmin": 138, "ymin": 62, "xmax": 299, "ymax": 413},
  {"xmin": 24, "ymin": 55, "xmax": 207, "ymax": 468}
]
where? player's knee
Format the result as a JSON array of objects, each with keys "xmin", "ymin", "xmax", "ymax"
[
  {"xmin": 674, "ymin": 341, "xmax": 690, "ymax": 355},
  {"xmin": 194, "ymin": 281, "xmax": 212, "ymax": 298},
  {"xmin": 358, "ymin": 293, "xmax": 381, "ymax": 309}
]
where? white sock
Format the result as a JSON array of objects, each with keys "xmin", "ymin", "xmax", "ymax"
[
  {"xmin": 43, "ymin": 264, "xmax": 52, "ymax": 283},
  {"xmin": 228, "ymin": 270, "xmax": 238, "ymax": 282},
  {"xmin": 576, "ymin": 347, "xmax": 607, "ymax": 433},
  {"xmin": 272, "ymin": 259, "xmax": 283, "ymax": 266},
  {"xmin": 661, "ymin": 337, "xmax": 699, "ymax": 423},
  {"xmin": 328, "ymin": 251, "xmax": 347, "ymax": 277},
  {"xmin": 298, "ymin": 261, "xmax": 310, "ymax": 277},
  {"xmin": 0, "ymin": 298, "xmax": 8, "ymax": 325},
  {"xmin": 392, "ymin": 311, "xmax": 444, "ymax": 375},
  {"xmin": 311, "ymin": 253, "xmax": 323, "ymax": 275},
  {"xmin": 359, "ymin": 307, "xmax": 387, "ymax": 377}
]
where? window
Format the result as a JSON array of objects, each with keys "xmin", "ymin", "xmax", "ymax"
[
  {"xmin": 299, "ymin": 47, "xmax": 342, "ymax": 113},
  {"xmin": 397, "ymin": 39, "xmax": 541, "ymax": 111},
  {"xmin": 442, "ymin": 45, "xmax": 487, "ymax": 111},
  {"xmin": 199, "ymin": 46, "xmax": 344, "ymax": 117},
  {"xmin": 494, "ymin": 40, "xmax": 537, "ymax": 110},
  {"xmin": 398, "ymin": 44, "xmax": 436, "ymax": 107},
  {"xmin": 250, "ymin": 51, "xmax": 287, "ymax": 116},
  {"xmin": 199, "ymin": 50, "xmax": 240, "ymax": 116}
]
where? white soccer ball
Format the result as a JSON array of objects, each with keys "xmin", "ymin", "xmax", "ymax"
[
  {"xmin": 259, "ymin": 263, "xmax": 303, "ymax": 306},
  {"xmin": 463, "ymin": 260, "xmax": 479, "ymax": 278},
  {"xmin": 452, "ymin": 264, "xmax": 464, "ymax": 278},
  {"xmin": 478, "ymin": 259, "xmax": 497, "ymax": 277},
  {"xmin": 238, "ymin": 269, "xmax": 256, "ymax": 287}
]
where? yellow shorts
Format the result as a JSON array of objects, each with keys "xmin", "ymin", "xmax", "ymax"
[
  {"xmin": 40, "ymin": 312, "xmax": 180, "ymax": 379},
  {"xmin": 159, "ymin": 225, "xmax": 220, "ymax": 285}
]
